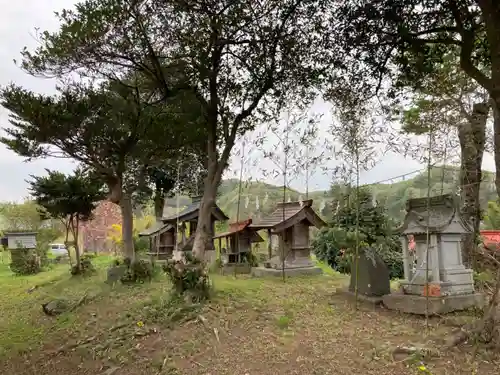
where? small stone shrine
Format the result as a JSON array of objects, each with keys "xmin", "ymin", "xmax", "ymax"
[
  {"xmin": 249, "ymin": 200, "xmax": 325, "ymax": 277},
  {"xmin": 213, "ymin": 219, "xmax": 263, "ymax": 274},
  {"xmin": 347, "ymin": 248, "xmax": 390, "ymax": 303},
  {"xmin": 383, "ymin": 194, "xmax": 483, "ymax": 315}
]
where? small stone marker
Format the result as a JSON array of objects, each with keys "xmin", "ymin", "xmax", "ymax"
[{"xmin": 349, "ymin": 248, "xmax": 390, "ymax": 297}]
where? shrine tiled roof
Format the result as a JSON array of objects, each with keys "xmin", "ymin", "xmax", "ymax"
[
  {"xmin": 162, "ymin": 196, "xmax": 229, "ymax": 223},
  {"xmin": 249, "ymin": 200, "xmax": 326, "ymax": 231},
  {"xmin": 138, "ymin": 222, "xmax": 173, "ymax": 237},
  {"xmin": 213, "ymin": 219, "xmax": 264, "ymax": 243},
  {"xmin": 398, "ymin": 193, "xmax": 472, "ymax": 235}
]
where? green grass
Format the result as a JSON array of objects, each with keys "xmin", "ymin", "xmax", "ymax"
[
  {"xmin": 0, "ymin": 256, "xmax": 498, "ymax": 375},
  {"xmin": 0, "ymin": 255, "xmax": 117, "ymax": 358}
]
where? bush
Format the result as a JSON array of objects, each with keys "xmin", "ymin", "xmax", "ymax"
[
  {"xmin": 245, "ymin": 252, "xmax": 259, "ymax": 267},
  {"xmin": 133, "ymin": 235, "xmax": 150, "ymax": 253},
  {"xmin": 70, "ymin": 254, "xmax": 96, "ymax": 275},
  {"xmin": 162, "ymin": 253, "xmax": 211, "ymax": 303},
  {"xmin": 120, "ymin": 259, "xmax": 153, "ymax": 284},
  {"xmin": 312, "ymin": 227, "xmax": 361, "ymax": 269},
  {"xmin": 313, "ymin": 189, "xmax": 404, "ymax": 279},
  {"xmin": 10, "ymin": 249, "xmax": 41, "ymax": 275},
  {"xmin": 111, "ymin": 257, "xmax": 153, "ymax": 284}
]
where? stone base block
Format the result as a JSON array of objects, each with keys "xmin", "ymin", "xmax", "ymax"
[
  {"xmin": 221, "ymin": 264, "xmax": 252, "ymax": 275},
  {"xmin": 338, "ymin": 287, "xmax": 384, "ymax": 305},
  {"xmin": 251, "ymin": 266, "xmax": 323, "ymax": 278},
  {"xmin": 382, "ymin": 293, "xmax": 484, "ymax": 315}
]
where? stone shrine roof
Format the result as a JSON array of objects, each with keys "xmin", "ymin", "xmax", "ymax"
[
  {"xmin": 162, "ymin": 196, "xmax": 229, "ymax": 223},
  {"xmin": 249, "ymin": 200, "xmax": 326, "ymax": 232},
  {"xmin": 398, "ymin": 194, "xmax": 472, "ymax": 235}
]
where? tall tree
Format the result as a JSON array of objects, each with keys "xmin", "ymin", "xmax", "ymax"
[
  {"xmin": 0, "ymin": 200, "xmax": 45, "ymax": 231},
  {"xmin": 396, "ymin": 50, "xmax": 491, "ymax": 266},
  {"xmin": 18, "ymin": 0, "xmax": 332, "ymax": 258},
  {"xmin": 138, "ymin": 152, "xmax": 208, "ymax": 221},
  {"xmin": 1, "ymin": 78, "xmax": 204, "ymax": 259},
  {"xmin": 333, "ymin": 0, "xmax": 500, "ymax": 199},
  {"xmin": 28, "ymin": 169, "xmax": 105, "ymax": 271}
]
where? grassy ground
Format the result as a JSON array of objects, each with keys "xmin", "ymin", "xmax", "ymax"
[{"xmin": 0, "ymin": 257, "xmax": 499, "ymax": 375}]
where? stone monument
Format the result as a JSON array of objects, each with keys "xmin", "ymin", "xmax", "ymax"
[
  {"xmin": 383, "ymin": 194, "xmax": 483, "ymax": 315},
  {"xmin": 347, "ymin": 248, "xmax": 391, "ymax": 304}
]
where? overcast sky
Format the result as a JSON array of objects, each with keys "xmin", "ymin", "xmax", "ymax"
[{"xmin": 0, "ymin": 1, "xmax": 496, "ymax": 202}]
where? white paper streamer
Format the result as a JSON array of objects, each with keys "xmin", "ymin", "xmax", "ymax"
[
  {"xmin": 255, "ymin": 195, "xmax": 260, "ymax": 210},
  {"xmin": 319, "ymin": 200, "xmax": 326, "ymax": 212}
]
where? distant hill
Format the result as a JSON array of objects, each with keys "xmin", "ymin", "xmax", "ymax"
[
  {"xmin": 145, "ymin": 166, "xmax": 497, "ymax": 225},
  {"xmin": 196, "ymin": 167, "xmax": 497, "ymax": 223}
]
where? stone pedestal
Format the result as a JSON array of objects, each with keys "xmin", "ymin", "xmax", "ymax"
[
  {"xmin": 221, "ymin": 263, "xmax": 252, "ymax": 275},
  {"xmin": 382, "ymin": 293, "xmax": 485, "ymax": 315}
]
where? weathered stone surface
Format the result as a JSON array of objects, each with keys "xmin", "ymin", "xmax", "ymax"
[
  {"xmin": 349, "ymin": 249, "xmax": 390, "ymax": 297},
  {"xmin": 382, "ymin": 293, "xmax": 485, "ymax": 315}
]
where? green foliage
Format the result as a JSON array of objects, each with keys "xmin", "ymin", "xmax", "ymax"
[
  {"xmin": 0, "ymin": 200, "xmax": 46, "ymax": 231},
  {"xmin": 133, "ymin": 235, "xmax": 150, "ymax": 253},
  {"xmin": 162, "ymin": 253, "xmax": 211, "ymax": 303},
  {"xmin": 9, "ymin": 249, "xmax": 41, "ymax": 275},
  {"xmin": 313, "ymin": 187, "xmax": 403, "ymax": 279},
  {"xmin": 246, "ymin": 252, "xmax": 259, "ymax": 267},
  {"xmin": 483, "ymin": 201, "xmax": 500, "ymax": 230},
  {"xmin": 312, "ymin": 227, "xmax": 360, "ymax": 270},
  {"xmin": 28, "ymin": 169, "xmax": 105, "ymax": 223},
  {"xmin": 113, "ymin": 258, "xmax": 153, "ymax": 284},
  {"xmin": 70, "ymin": 254, "xmax": 95, "ymax": 276},
  {"xmin": 122, "ymin": 259, "xmax": 153, "ymax": 284}
]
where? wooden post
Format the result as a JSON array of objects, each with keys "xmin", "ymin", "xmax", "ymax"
[
  {"xmin": 267, "ymin": 229, "xmax": 272, "ymax": 259},
  {"xmin": 180, "ymin": 222, "xmax": 186, "ymax": 244}
]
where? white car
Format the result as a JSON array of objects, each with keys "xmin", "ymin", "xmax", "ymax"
[{"xmin": 49, "ymin": 243, "xmax": 68, "ymax": 256}]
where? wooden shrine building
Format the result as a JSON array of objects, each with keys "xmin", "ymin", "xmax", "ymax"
[
  {"xmin": 140, "ymin": 195, "xmax": 228, "ymax": 261},
  {"xmin": 138, "ymin": 222, "xmax": 176, "ymax": 260},
  {"xmin": 213, "ymin": 219, "xmax": 263, "ymax": 273},
  {"xmin": 162, "ymin": 195, "xmax": 229, "ymax": 252},
  {"xmin": 249, "ymin": 199, "xmax": 326, "ymax": 277}
]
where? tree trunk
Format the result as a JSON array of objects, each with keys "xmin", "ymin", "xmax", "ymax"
[
  {"xmin": 63, "ymin": 218, "xmax": 73, "ymax": 268},
  {"xmin": 191, "ymin": 134, "xmax": 229, "ymax": 259},
  {"xmin": 191, "ymin": 175, "xmax": 219, "ymax": 259},
  {"xmin": 458, "ymin": 102, "xmax": 488, "ymax": 269},
  {"xmin": 74, "ymin": 216, "xmax": 81, "ymax": 269},
  {"xmin": 154, "ymin": 188, "xmax": 165, "ymax": 223},
  {"xmin": 106, "ymin": 175, "xmax": 135, "ymax": 260},
  {"xmin": 120, "ymin": 194, "xmax": 135, "ymax": 260},
  {"xmin": 69, "ymin": 215, "xmax": 81, "ymax": 271}
]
